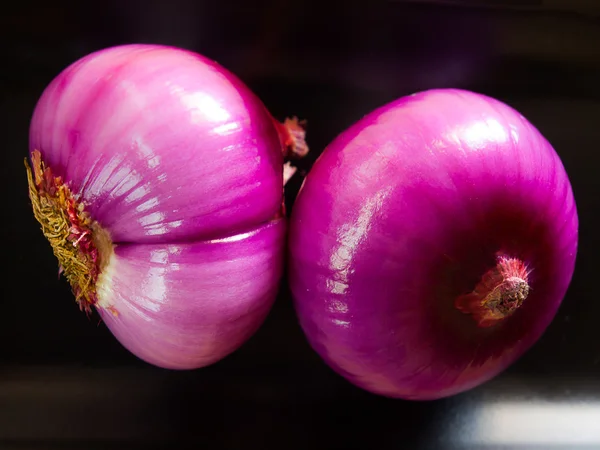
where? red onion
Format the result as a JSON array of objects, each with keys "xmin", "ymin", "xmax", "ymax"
[
  {"xmin": 25, "ymin": 44, "xmax": 307, "ymax": 369},
  {"xmin": 288, "ymin": 89, "xmax": 578, "ymax": 400}
]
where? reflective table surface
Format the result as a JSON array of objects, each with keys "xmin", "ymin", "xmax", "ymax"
[{"xmin": 2, "ymin": 0, "xmax": 600, "ymax": 448}]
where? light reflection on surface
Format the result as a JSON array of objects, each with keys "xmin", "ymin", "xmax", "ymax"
[
  {"xmin": 171, "ymin": 85, "xmax": 231, "ymax": 124},
  {"xmin": 144, "ymin": 219, "xmax": 184, "ymax": 236},
  {"xmin": 123, "ymin": 184, "xmax": 150, "ymax": 203},
  {"xmin": 141, "ymin": 267, "xmax": 168, "ymax": 311},
  {"xmin": 462, "ymin": 118, "xmax": 508, "ymax": 149},
  {"xmin": 332, "ymin": 319, "xmax": 351, "ymax": 328},
  {"xmin": 112, "ymin": 171, "xmax": 144, "ymax": 198},
  {"xmin": 135, "ymin": 135, "xmax": 161, "ymax": 169},
  {"xmin": 136, "ymin": 196, "xmax": 160, "ymax": 212},
  {"xmin": 509, "ymin": 123, "xmax": 521, "ymax": 144},
  {"xmin": 210, "ymin": 229, "xmax": 255, "ymax": 244},
  {"xmin": 213, "ymin": 122, "xmax": 241, "ymax": 136},
  {"xmin": 328, "ymin": 299, "xmax": 349, "ymax": 314},
  {"xmin": 149, "ymin": 249, "xmax": 169, "ymax": 264},
  {"xmin": 328, "ymin": 188, "xmax": 390, "ymax": 291},
  {"xmin": 326, "ymin": 280, "xmax": 350, "ymax": 296},
  {"xmin": 454, "ymin": 401, "xmax": 600, "ymax": 446},
  {"xmin": 2, "ymin": 366, "xmax": 600, "ymax": 447},
  {"xmin": 138, "ymin": 211, "xmax": 165, "ymax": 226}
]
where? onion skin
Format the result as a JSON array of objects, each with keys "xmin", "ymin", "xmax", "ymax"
[
  {"xmin": 288, "ymin": 89, "xmax": 578, "ymax": 400},
  {"xmin": 30, "ymin": 44, "xmax": 283, "ymax": 243},
  {"xmin": 27, "ymin": 44, "xmax": 299, "ymax": 369},
  {"xmin": 97, "ymin": 220, "xmax": 284, "ymax": 369}
]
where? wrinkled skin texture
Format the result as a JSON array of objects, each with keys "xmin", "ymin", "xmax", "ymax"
[
  {"xmin": 29, "ymin": 44, "xmax": 286, "ymax": 369},
  {"xmin": 289, "ymin": 89, "xmax": 578, "ymax": 400}
]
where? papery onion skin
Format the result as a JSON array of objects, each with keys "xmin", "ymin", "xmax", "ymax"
[
  {"xmin": 27, "ymin": 44, "xmax": 301, "ymax": 369},
  {"xmin": 288, "ymin": 88, "xmax": 578, "ymax": 400}
]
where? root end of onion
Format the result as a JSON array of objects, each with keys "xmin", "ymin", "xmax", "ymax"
[
  {"xmin": 455, "ymin": 255, "xmax": 531, "ymax": 328},
  {"xmin": 25, "ymin": 150, "xmax": 113, "ymax": 315}
]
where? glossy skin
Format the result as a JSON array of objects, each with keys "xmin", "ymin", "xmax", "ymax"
[
  {"xmin": 29, "ymin": 44, "xmax": 285, "ymax": 369},
  {"xmin": 30, "ymin": 44, "xmax": 282, "ymax": 243},
  {"xmin": 289, "ymin": 89, "xmax": 578, "ymax": 400},
  {"xmin": 97, "ymin": 219, "xmax": 284, "ymax": 369}
]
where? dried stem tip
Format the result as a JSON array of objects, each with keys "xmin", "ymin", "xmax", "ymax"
[
  {"xmin": 455, "ymin": 255, "xmax": 530, "ymax": 328},
  {"xmin": 277, "ymin": 117, "xmax": 309, "ymax": 160},
  {"xmin": 25, "ymin": 150, "xmax": 112, "ymax": 315}
]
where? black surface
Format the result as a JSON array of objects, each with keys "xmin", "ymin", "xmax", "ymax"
[{"xmin": 2, "ymin": 1, "xmax": 600, "ymax": 448}]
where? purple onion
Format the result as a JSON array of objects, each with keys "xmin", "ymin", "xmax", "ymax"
[
  {"xmin": 288, "ymin": 88, "xmax": 578, "ymax": 400},
  {"xmin": 26, "ymin": 44, "xmax": 306, "ymax": 369}
]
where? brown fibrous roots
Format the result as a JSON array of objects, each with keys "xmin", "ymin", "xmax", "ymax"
[{"xmin": 25, "ymin": 150, "xmax": 111, "ymax": 315}]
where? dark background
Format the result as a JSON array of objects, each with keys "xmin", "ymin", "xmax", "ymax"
[{"xmin": 2, "ymin": 0, "xmax": 600, "ymax": 448}]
